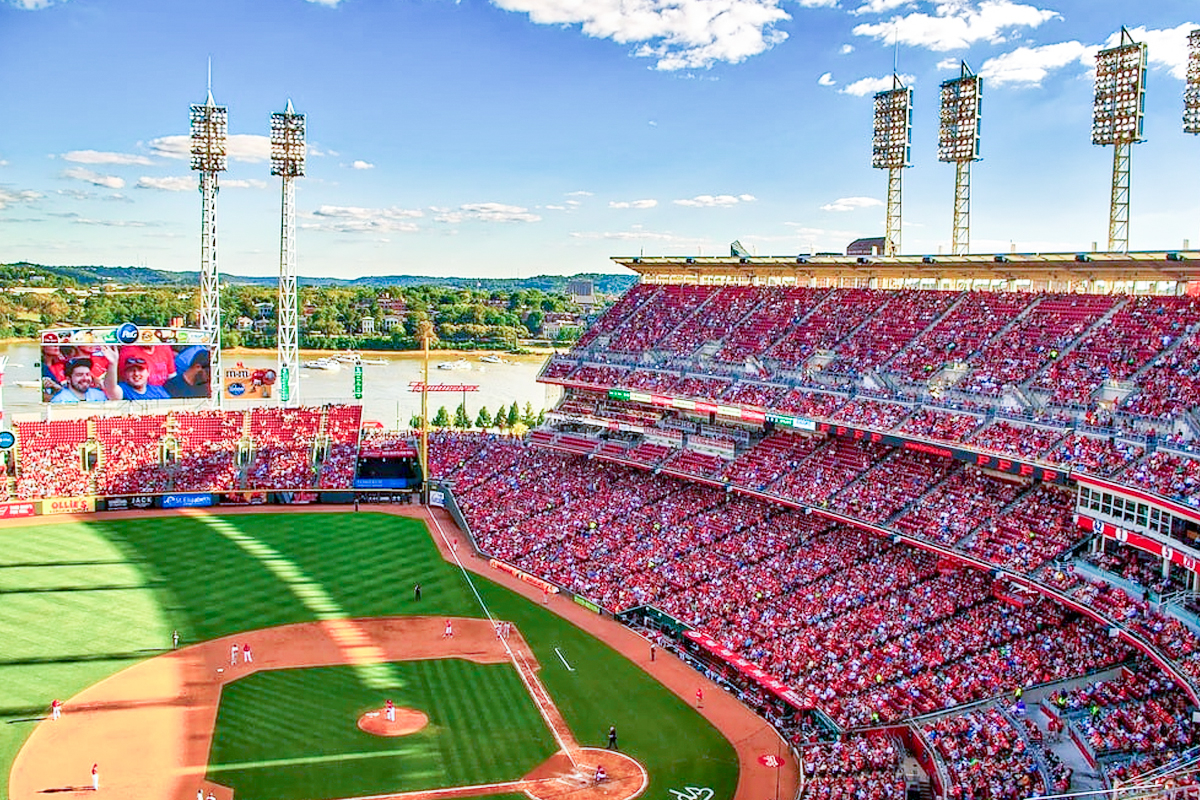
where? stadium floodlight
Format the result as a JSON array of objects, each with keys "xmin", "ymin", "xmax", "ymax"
[
  {"xmin": 1092, "ymin": 27, "xmax": 1147, "ymax": 253},
  {"xmin": 873, "ymin": 76, "xmax": 913, "ymax": 256},
  {"xmin": 1187, "ymin": 29, "xmax": 1200, "ymax": 135},
  {"xmin": 190, "ymin": 82, "xmax": 228, "ymax": 405},
  {"xmin": 271, "ymin": 100, "xmax": 306, "ymax": 408},
  {"xmin": 939, "ymin": 62, "xmax": 982, "ymax": 256}
]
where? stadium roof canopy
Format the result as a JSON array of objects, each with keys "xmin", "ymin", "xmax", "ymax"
[{"xmin": 613, "ymin": 250, "xmax": 1200, "ymax": 286}]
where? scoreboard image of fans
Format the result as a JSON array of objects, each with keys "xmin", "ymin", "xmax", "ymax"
[{"xmin": 40, "ymin": 324, "xmax": 215, "ymax": 404}]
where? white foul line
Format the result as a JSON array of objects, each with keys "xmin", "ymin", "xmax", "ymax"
[{"xmin": 555, "ymin": 647, "xmax": 575, "ymax": 672}]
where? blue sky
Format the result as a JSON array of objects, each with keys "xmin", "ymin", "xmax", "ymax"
[{"xmin": 1, "ymin": 0, "xmax": 1198, "ymax": 279}]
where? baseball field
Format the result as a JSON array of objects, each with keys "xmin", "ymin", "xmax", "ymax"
[{"xmin": 0, "ymin": 507, "xmax": 788, "ymax": 800}]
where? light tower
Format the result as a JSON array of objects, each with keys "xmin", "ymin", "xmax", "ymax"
[
  {"xmin": 1092, "ymin": 27, "xmax": 1147, "ymax": 253},
  {"xmin": 190, "ymin": 85, "xmax": 228, "ymax": 402},
  {"xmin": 271, "ymin": 99, "xmax": 305, "ymax": 407},
  {"xmin": 938, "ymin": 63, "xmax": 982, "ymax": 255},
  {"xmin": 872, "ymin": 75, "xmax": 913, "ymax": 256},
  {"xmin": 1186, "ymin": 28, "xmax": 1200, "ymax": 241}
]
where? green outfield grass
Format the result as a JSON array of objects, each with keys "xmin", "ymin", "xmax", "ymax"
[
  {"xmin": 208, "ymin": 661, "xmax": 557, "ymax": 800},
  {"xmin": 0, "ymin": 512, "xmax": 738, "ymax": 800}
]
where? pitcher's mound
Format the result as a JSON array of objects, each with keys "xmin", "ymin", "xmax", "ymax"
[
  {"xmin": 523, "ymin": 748, "xmax": 647, "ymax": 800},
  {"xmin": 357, "ymin": 707, "xmax": 429, "ymax": 736}
]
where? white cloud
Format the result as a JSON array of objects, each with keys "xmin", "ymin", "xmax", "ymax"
[
  {"xmin": 936, "ymin": 57, "xmax": 960, "ymax": 70},
  {"xmin": 62, "ymin": 150, "xmax": 154, "ymax": 166},
  {"xmin": 820, "ymin": 196, "xmax": 883, "ymax": 212},
  {"xmin": 851, "ymin": 0, "xmax": 915, "ymax": 16},
  {"xmin": 9, "ymin": 0, "xmax": 56, "ymax": 8},
  {"xmin": 305, "ymin": 205, "xmax": 424, "ymax": 234},
  {"xmin": 0, "ymin": 187, "xmax": 41, "ymax": 209},
  {"xmin": 224, "ymin": 179, "xmax": 269, "ymax": 189},
  {"xmin": 840, "ymin": 43, "xmax": 855, "ymax": 54},
  {"xmin": 137, "ymin": 176, "xmax": 193, "ymax": 192},
  {"xmin": 433, "ymin": 202, "xmax": 541, "ymax": 224},
  {"xmin": 491, "ymin": 0, "xmax": 793, "ymax": 70},
  {"xmin": 818, "ymin": 72, "xmax": 836, "ymax": 86},
  {"xmin": 839, "ymin": 73, "xmax": 915, "ymax": 96},
  {"xmin": 674, "ymin": 193, "xmax": 756, "ymax": 207},
  {"xmin": 62, "ymin": 167, "xmax": 125, "ymax": 190},
  {"xmin": 303, "ymin": 0, "xmax": 341, "ymax": 5},
  {"xmin": 978, "ymin": 40, "xmax": 1092, "ymax": 87},
  {"xmin": 1105, "ymin": 24, "xmax": 1197, "ymax": 80},
  {"xmin": 610, "ymin": 199, "xmax": 659, "ymax": 209},
  {"xmin": 351, "ymin": 160, "xmax": 375, "ymax": 170},
  {"xmin": 147, "ymin": 133, "xmax": 272, "ymax": 163},
  {"xmin": 853, "ymin": 0, "xmax": 1059, "ymax": 52},
  {"xmin": 566, "ymin": 190, "xmax": 594, "ymax": 196}
]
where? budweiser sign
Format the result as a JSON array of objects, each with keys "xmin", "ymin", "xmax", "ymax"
[{"xmin": 408, "ymin": 382, "xmax": 480, "ymax": 393}]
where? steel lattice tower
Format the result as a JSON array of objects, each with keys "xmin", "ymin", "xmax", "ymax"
[
  {"xmin": 938, "ymin": 63, "xmax": 982, "ymax": 255},
  {"xmin": 1092, "ymin": 28, "xmax": 1147, "ymax": 253},
  {"xmin": 872, "ymin": 76, "xmax": 913, "ymax": 256},
  {"xmin": 1186, "ymin": 29, "xmax": 1200, "ymax": 242},
  {"xmin": 271, "ymin": 100, "xmax": 306, "ymax": 407},
  {"xmin": 190, "ymin": 87, "xmax": 227, "ymax": 404}
]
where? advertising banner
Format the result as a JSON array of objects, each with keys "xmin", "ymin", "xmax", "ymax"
[
  {"xmin": 223, "ymin": 365, "xmax": 277, "ymax": 400},
  {"xmin": 429, "ymin": 490, "xmax": 446, "ymax": 508},
  {"xmin": 219, "ymin": 492, "xmax": 268, "ymax": 506},
  {"xmin": 162, "ymin": 493, "xmax": 214, "ymax": 509},
  {"xmin": 0, "ymin": 501, "xmax": 38, "ymax": 519},
  {"xmin": 488, "ymin": 558, "xmax": 558, "ymax": 594},
  {"xmin": 105, "ymin": 495, "xmax": 156, "ymax": 512},
  {"xmin": 39, "ymin": 496, "xmax": 96, "ymax": 515}
]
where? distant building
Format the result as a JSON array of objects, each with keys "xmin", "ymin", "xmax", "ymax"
[
  {"xmin": 847, "ymin": 237, "xmax": 886, "ymax": 257},
  {"xmin": 567, "ymin": 279, "xmax": 596, "ymax": 308},
  {"xmin": 360, "ymin": 317, "xmax": 376, "ymax": 334},
  {"xmin": 544, "ymin": 313, "xmax": 583, "ymax": 340},
  {"xmin": 382, "ymin": 315, "xmax": 404, "ymax": 332},
  {"xmin": 235, "ymin": 315, "xmax": 254, "ymax": 331}
]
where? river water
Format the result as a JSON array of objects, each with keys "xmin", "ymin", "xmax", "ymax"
[{"xmin": 0, "ymin": 342, "xmax": 560, "ymax": 429}]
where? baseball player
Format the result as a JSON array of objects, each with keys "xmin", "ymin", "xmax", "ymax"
[
  {"xmin": 91, "ymin": 763, "xmax": 99, "ymax": 791},
  {"xmin": 443, "ymin": 619, "xmax": 453, "ymax": 638},
  {"xmin": 607, "ymin": 725, "xmax": 618, "ymax": 750},
  {"xmin": 230, "ymin": 644, "xmax": 238, "ymax": 667},
  {"xmin": 386, "ymin": 699, "xmax": 396, "ymax": 722},
  {"xmin": 696, "ymin": 687, "xmax": 704, "ymax": 708},
  {"xmin": 172, "ymin": 630, "xmax": 180, "ymax": 649},
  {"xmin": 51, "ymin": 699, "xmax": 62, "ymax": 720},
  {"xmin": 242, "ymin": 643, "xmax": 253, "ymax": 664}
]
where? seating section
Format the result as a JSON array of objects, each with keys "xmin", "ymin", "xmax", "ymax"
[
  {"xmin": 1032, "ymin": 296, "xmax": 1200, "ymax": 406},
  {"xmin": 436, "ymin": 436, "xmax": 1137, "ymax": 734},
  {"xmin": 14, "ymin": 406, "xmax": 363, "ymax": 495},
  {"xmin": 14, "ymin": 419, "xmax": 91, "ymax": 499}
]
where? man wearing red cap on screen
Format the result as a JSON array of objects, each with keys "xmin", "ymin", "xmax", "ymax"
[{"xmin": 100, "ymin": 346, "xmax": 171, "ymax": 400}]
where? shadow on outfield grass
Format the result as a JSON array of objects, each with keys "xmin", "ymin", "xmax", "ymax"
[
  {"xmin": 0, "ymin": 583, "xmax": 163, "ymax": 595},
  {"xmin": 0, "ymin": 559, "xmax": 139, "ymax": 570},
  {"xmin": 0, "ymin": 650, "xmax": 169, "ymax": 667}
]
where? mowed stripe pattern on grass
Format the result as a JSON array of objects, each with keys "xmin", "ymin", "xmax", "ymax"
[
  {"xmin": 207, "ymin": 661, "xmax": 557, "ymax": 800},
  {"xmin": 2, "ymin": 512, "xmax": 739, "ymax": 800}
]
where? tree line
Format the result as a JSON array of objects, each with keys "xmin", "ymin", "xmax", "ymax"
[
  {"xmin": 413, "ymin": 401, "xmax": 544, "ymax": 431},
  {"xmin": 0, "ymin": 278, "xmax": 591, "ymax": 350}
]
